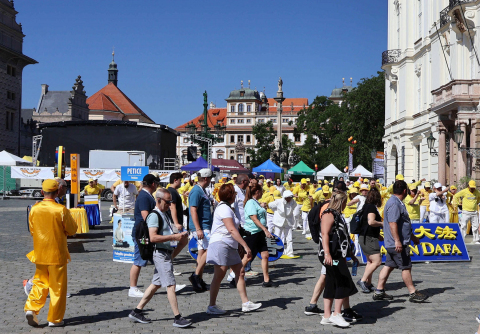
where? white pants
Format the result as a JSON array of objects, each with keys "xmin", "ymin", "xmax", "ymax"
[
  {"xmin": 267, "ymin": 213, "xmax": 275, "ymax": 233},
  {"xmin": 429, "ymin": 212, "xmax": 446, "ymax": 224},
  {"xmin": 274, "ymin": 225, "xmax": 293, "ymax": 256},
  {"xmin": 302, "ymin": 211, "xmax": 311, "ymax": 238},
  {"xmin": 420, "ymin": 206, "xmax": 427, "ymax": 222},
  {"xmin": 461, "ymin": 211, "xmax": 479, "ymax": 242},
  {"xmin": 293, "ymin": 205, "xmax": 302, "ymax": 229}
]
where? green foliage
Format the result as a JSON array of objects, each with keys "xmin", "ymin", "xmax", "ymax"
[
  {"xmin": 458, "ymin": 175, "xmax": 473, "ymax": 189},
  {"xmin": 292, "ymin": 71, "xmax": 385, "ymax": 171},
  {"xmin": 247, "ymin": 121, "xmax": 276, "ymax": 168}
]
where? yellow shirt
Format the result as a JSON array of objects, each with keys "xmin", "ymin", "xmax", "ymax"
[
  {"xmin": 292, "ymin": 186, "xmax": 303, "ymax": 204},
  {"xmin": 284, "ymin": 182, "xmax": 294, "ymax": 191},
  {"xmin": 419, "ymin": 189, "xmax": 432, "ymax": 207},
  {"xmin": 343, "ymin": 203, "xmax": 357, "ymax": 218},
  {"xmin": 454, "ymin": 188, "xmax": 480, "ymax": 212},
  {"xmin": 27, "ymin": 199, "xmax": 77, "ymax": 265},
  {"xmin": 260, "ymin": 193, "xmax": 275, "ymax": 214},
  {"xmin": 404, "ymin": 195, "xmax": 421, "ymax": 220},
  {"xmin": 84, "ymin": 184, "xmax": 101, "ymax": 195},
  {"xmin": 313, "ymin": 191, "xmax": 331, "ymax": 204},
  {"xmin": 298, "ymin": 189, "xmax": 312, "ymax": 212}
]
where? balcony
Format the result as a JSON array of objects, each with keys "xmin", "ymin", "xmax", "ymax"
[
  {"xmin": 381, "ymin": 49, "xmax": 401, "ymax": 66},
  {"xmin": 431, "ymin": 79, "xmax": 480, "ymax": 115},
  {"xmin": 440, "ymin": 1, "xmax": 475, "ymax": 27}
]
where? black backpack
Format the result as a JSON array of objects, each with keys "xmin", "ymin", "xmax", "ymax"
[
  {"xmin": 350, "ymin": 207, "xmax": 365, "ymax": 235},
  {"xmin": 307, "ymin": 200, "xmax": 329, "ymax": 244},
  {"xmin": 134, "ymin": 211, "xmax": 162, "ymax": 261}
]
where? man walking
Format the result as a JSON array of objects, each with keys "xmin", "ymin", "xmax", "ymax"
[
  {"xmin": 128, "ymin": 189, "xmax": 191, "ymax": 327},
  {"xmin": 188, "ymin": 168, "xmax": 214, "ymax": 292},
  {"xmin": 129, "ymin": 174, "xmax": 159, "ymax": 298},
  {"xmin": 372, "ymin": 180, "xmax": 427, "ymax": 303},
  {"xmin": 454, "ymin": 180, "xmax": 480, "ymax": 243},
  {"xmin": 113, "ymin": 180, "xmax": 138, "ymax": 214},
  {"xmin": 25, "ymin": 180, "xmax": 78, "ymax": 327}
]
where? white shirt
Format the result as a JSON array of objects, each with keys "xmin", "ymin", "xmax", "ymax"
[
  {"xmin": 275, "ymin": 184, "xmax": 285, "ymax": 195},
  {"xmin": 210, "ymin": 202, "xmax": 240, "ymax": 248},
  {"xmin": 357, "ymin": 195, "xmax": 366, "ymax": 212},
  {"xmin": 234, "ymin": 184, "xmax": 246, "ymax": 224},
  {"xmin": 114, "ymin": 183, "xmax": 138, "ymax": 209},
  {"xmin": 429, "ymin": 193, "xmax": 449, "ymax": 215},
  {"xmin": 268, "ymin": 198, "xmax": 297, "ymax": 227}
]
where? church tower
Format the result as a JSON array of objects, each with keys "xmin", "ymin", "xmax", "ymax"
[{"xmin": 108, "ymin": 50, "xmax": 118, "ymax": 86}]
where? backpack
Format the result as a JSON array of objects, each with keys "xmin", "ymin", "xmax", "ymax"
[
  {"xmin": 307, "ymin": 200, "xmax": 328, "ymax": 244},
  {"xmin": 134, "ymin": 211, "xmax": 162, "ymax": 261},
  {"xmin": 349, "ymin": 208, "xmax": 365, "ymax": 235}
]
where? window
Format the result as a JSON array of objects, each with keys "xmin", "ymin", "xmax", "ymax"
[
  {"xmin": 7, "ymin": 91, "xmax": 15, "ymax": 100},
  {"xmin": 7, "ymin": 65, "xmax": 16, "ymax": 77},
  {"xmin": 258, "ymin": 119, "xmax": 265, "ymax": 123},
  {"xmin": 417, "ymin": 0, "xmax": 422, "ymax": 40},
  {"xmin": 238, "ymin": 104, "xmax": 244, "ymax": 112},
  {"xmin": 230, "ymin": 156, "xmax": 235, "ymax": 160},
  {"xmin": 247, "ymin": 105, "xmax": 251, "ymax": 112},
  {"xmin": 217, "ymin": 154, "xmax": 223, "ymax": 159},
  {"xmin": 237, "ymin": 154, "xmax": 244, "ymax": 164},
  {"xmin": 5, "ymin": 110, "xmax": 14, "ymax": 131},
  {"xmin": 272, "ymin": 119, "xmax": 277, "ymax": 123},
  {"xmin": 246, "ymin": 119, "xmax": 251, "ymax": 124},
  {"xmin": 230, "ymin": 149, "xmax": 235, "ymax": 154},
  {"xmin": 238, "ymin": 135, "xmax": 244, "ymax": 142},
  {"xmin": 246, "ymin": 135, "xmax": 251, "ymax": 143},
  {"xmin": 240, "ymin": 91, "xmax": 245, "ymax": 97},
  {"xmin": 183, "ymin": 138, "xmax": 189, "ymax": 143},
  {"xmin": 231, "ymin": 119, "xmax": 236, "ymax": 124},
  {"xmin": 230, "ymin": 135, "xmax": 235, "ymax": 143},
  {"xmin": 246, "ymin": 156, "xmax": 250, "ymax": 163},
  {"xmin": 237, "ymin": 119, "xmax": 244, "ymax": 124},
  {"xmin": 230, "ymin": 105, "xmax": 235, "ymax": 113},
  {"xmin": 282, "ymin": 118, "xmax": 288, "ymax": 123},
  {"xmin": 294, "ymin": 134, "xmax": 301, "ymax": 142}
]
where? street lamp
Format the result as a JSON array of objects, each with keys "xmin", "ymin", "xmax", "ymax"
[
  {"xmin": 427, "ymin": 132, "xmax": 438, "ymax": 156},
  {"xmin": 186, "ymin": 122, "xmax": 197, "ymax": 136},
  {"xmin": 454, "ymin": 128, "xmax": 464, "ymax": 147},
  {"xmin": 453, "ymin": 126, "xmax": 480, "ymax": 157}
]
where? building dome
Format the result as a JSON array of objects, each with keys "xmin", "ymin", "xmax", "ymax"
[
  {"xmin": 329, "ymin": 85, "xmax": 352, "ymax": 99},
  {"xmin": 226, "ymin": 87, "xmax": 261, "ymax": 101}
]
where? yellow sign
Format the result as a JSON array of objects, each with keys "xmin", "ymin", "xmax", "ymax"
[{"xmin": 70, "ymin": 154, "xmax": 80, "ymax": 194}]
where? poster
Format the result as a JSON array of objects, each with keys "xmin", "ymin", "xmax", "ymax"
[{"xmin": 113, "ymin": 213, "xmax": 135, "ymax": 263}]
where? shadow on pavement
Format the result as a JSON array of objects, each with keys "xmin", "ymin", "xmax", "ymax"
[
  {"xmin": 68, "ymin": 240, "xmax": 106, "ymax": 253},
  {"xmin": 66, "ymin": 309, "xmax": 132, "ymax": 325},
  {"xmin": 384, "ymin": 280, "xmax": 423, "ymax": 291},
  {"xmin": 396, "ymin": 286, "xmax": 454, "ymax": 299},
  {"xmin": 353, "ymin": 300, "xmax": 405, "ymax": 324},
  {"xmin": 259, "ymin": 296, "xmax": 303, "ymax": 310},
  {"xmin": 72, "ymin": 286, "xmax": 128, "ymax": 296}
]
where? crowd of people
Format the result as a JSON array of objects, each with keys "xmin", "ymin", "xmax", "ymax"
[{"xmin": 23, "ymin": 170, "xmax": 480, "ymax": 329}]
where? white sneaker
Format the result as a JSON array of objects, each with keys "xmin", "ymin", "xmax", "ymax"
[
  {"xmin": 66, "ymin": 292, "xmax": 71, "ymax": 298},
  {"xmin": 174, "ymin": 284, "xmax": 186, "ymax": 293},
  {"xmin": 226, "ymin": 272, "xmax": 235, "ymax": 282},
  {"xmin": 24, "ymin": 279, "xmax": 33, "ymax": 296},
  {"xmin": 173, "ymin": 269, "xmax": 182, "ymax": 276},
  {"xmin": 329, "ymin": 313, "xmax": 350, "ymax": 328},
  {"xmin": 206, "ymin": 305, "xmax": 227, "ymax": 315},
  {"xmin": 48, "ymin": 321, "xmax": 64, "ymax": 327},
  {"xmin": 320, "ymin": 316, "xmax": 332, "ymax": 325},
  {"xmin": 302, "ymin": 231, "xmax": 306, "ymax": 235},
  {"xmin": 25, "ymin": 311, "xmax": 38, "ymax": 327},
  {"xmin": 242, "ymin": 301, "xmax": 262, "ymax": 312},
  {"xmin": 128, "ymin": 287, "xmax": 144, "ymax": 298},
  {"xmin": 475, "ymin": 241, "xmax": 480, "ymax": 245}
]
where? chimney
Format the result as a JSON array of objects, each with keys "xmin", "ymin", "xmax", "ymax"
[{"xmin": 41, "ymin": 84, "xmax": 49, "ymax": 95}]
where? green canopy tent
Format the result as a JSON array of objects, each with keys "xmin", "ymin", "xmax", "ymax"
[{"xmin": 287, "ymin": 161, "xmax": 315, "ymax": 176}]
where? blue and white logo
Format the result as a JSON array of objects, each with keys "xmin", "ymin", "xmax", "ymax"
[{"xmin": 120, "ymin": 166, "xmax": 149, "ymax": 181}]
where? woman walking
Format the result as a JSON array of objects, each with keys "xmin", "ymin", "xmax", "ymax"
[
  {"xmin": 242, "ymin": 184, "xmax": 275, "ymax": 287},
  {"xmin": 356, "ymin": 188, "xmax": 383, "ymax": 293},
  {"xmin": 319, "ymin": 192, "xmax": 362, "ymax": 327},
  {"xmin": 206, "ymin": 184, "xmax": 262, "ymax": 314}
]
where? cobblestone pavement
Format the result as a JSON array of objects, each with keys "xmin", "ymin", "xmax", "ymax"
[{"xmin": 1, "ymin": 199, "xmax": 479, "ymax": 333}]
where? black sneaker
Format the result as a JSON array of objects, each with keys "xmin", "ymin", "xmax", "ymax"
[
  {"xmin": 356, "ymin": 280, "xmax": 371, "ymax": 293},
  {"xmin": 189, "ymin": 274, "xmax": 203, "ymax": 292},
  {"xmin": 304, "ymin": 304, "xmax": 323, "ymax": 316},
  {"xmin": 366, "ymin": 282, "xmax": 375, "ymax": 292},
  {"xmin": 128, "ymin": 310, "xmax": 152, "ymax": 324},
  {"xmin": 342, "ymin": 308, "xmax": 363, "ymax": 323},
  {"xmin": 409, "ymin": 290, "xmax": 428, "ymax": 303},
  {"xmin": 262, "ymin": 280, "xmax": 276, "ymax": 288},
  {"xmin": 173, "ymin": 316, "xmax": 192, "ymax": 328},
  {"xmin": 229, "ymin": 279, "xmax": 237, "ymax": 288},
  {"xmin": 199, "ymin": 277, "xmax": 209, "ymax": 291},
  {"xmin": 372, "ymin": 290, "xmax": 393, "ymax": 301}
]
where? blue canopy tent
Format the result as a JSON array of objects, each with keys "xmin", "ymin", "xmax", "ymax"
[
  {"xmin": 181, "ymin": 156, "xmax": 220, "ymax": 172},
  {"xmin": 252, "ymin": 160, "xmax": 282, "ymax": 179}
]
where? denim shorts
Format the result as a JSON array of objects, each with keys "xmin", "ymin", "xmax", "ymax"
[{"xmin": 133, "ymin": 239, "xmax": 149, "ymax": 267}]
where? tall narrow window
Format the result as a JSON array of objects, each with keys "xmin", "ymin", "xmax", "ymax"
[
  {"xmin": 230, "ymin": 105, "xmax": 235, "ymax": 113},
  {"xmin": 417, "ymin": 0, "xmax": 422, "ymax": 40},
  {"xmin": 417, "ymin": 145, "xmax": 421, "ymax": 180},
  {"xmin": 246, "ymin": 135, "xmax": 251, "ymax": 143},
  {"xmin": 237, "ymin": 154, "xmax": 244, "ymax": 164},
  {"xmin": 230, "ymin": 135, "xmax": 235, "ymax": 143},
  {"xmin": 238, "ymin": 104, "xmax": 244, "ymax": 112},
  {"xmin": 247, "ymin": 105, "xmax": 251, "ymax": 112}
]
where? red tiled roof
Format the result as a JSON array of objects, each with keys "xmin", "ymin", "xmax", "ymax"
[
  {"xmin": 176, "ymin": 108, "xmax": 227, "ymax": 131},
  {"xmin": 87, "ymin": 92, "xmax": 119, "ymax": 112},
  {"xmin": 87, "ymin": 83, "xmax": 154, "ymax": 122},
  {"xmin": 267, "ymin": 98, "xmax": 308, "ymax": 107}
]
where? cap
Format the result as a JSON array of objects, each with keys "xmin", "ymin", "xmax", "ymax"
[
  {"xmin": 143, "ymin": 173, "xmax": 159, "ymax": 184},
  {"xmin": 283, "ymin": 190, "xmax": 294, "ymax": 198},
  {"xmin": 434, "ymin": 182, "xmax": 442, "ymax": 189},
  {"xmin": 181, "ymin": 171, "xmax": 187, "ymax": 174},
  {"xmin": 289, "ymin": 178, "xmax": 293, "ymax": 182},
  {"xmin": 88, "ymin": 178, "xmax": 94, "ymax": 183},
  {"xmin": 353, "ymin": 181, "xmax": 360, "ymax": 188},
  {"xmin": 259, "ymin": 175, "xmax": 265, "ymax": 178},
  {"xmin": 221, "ymin": 176, "xmax": 227, "ymax": 180},
  {"xmin": 301, "ymin": 179, "xmax": 307, "ymax": 184},
  {"xmin": 42, "ymin": 179, "xmax": 59, "ymax": 192},
  {"xmin": 364, "ymin": 178, "xmax": 369, "ymax": 183},
  {"xmin": 266, "ymin": 179, "xmax": 272, "ymax": 183},
  {"xmin": 198, "ymin": 168, "xmax": 213, "ymax": 178},
  {"xmin": 376, "ymin": 179, "xmax": 380, "ymax": 183},
  {"xmin": 450, "ymin": 185, "xmax": 457, "ymax": 190},
  {"xmin": 190, "ymin": 174, "xmax": 196, "ymax": 181},
  {"xmin": 350, "ymin": 187, "xmax": 359, "ymax": 194},
  {"xmin": 396, "ymin": 174, "xmax": 404, "ymax": 181},
  {"xmin": 322, "ymin": 185, "xmax": 330, "ymax": 192},
  {"xmin": 273, "ymin": 190, "xmax": 281, "ymax": 198},
  {"xmin": 469, "ymin": 180, "xmax": 476, "ymax": 187},
  {"xmin": 324, "ymin": 180, "xmax": 329, "ymax": 184},
  {"xmin": 360, "ymin": 184, "xmax": 369, "ymax": 190},
  {"xmin": 442, "ymin": 186, "xmax": 447, "ymax": 191},
  {"xmin": 424, "ymin": 182, "xmax": 431, "ymax": 188},
  {"xmin": 269, "ymin": 186, "xmax": 276, "ymax": 193},
  {"xmin": 232, "ymin": 174, "xmax": 238, "ymax": 178},
  {"xmin": 301, "ymin": 178, "xmax": 306, "ymax": 183},
  {"xmin": 306, "ymin": 179, "xmax": 311, "ymax": 182},
  {"xmin": 408, "ymin": 184, "xmax": 417, "ymax": 190}
]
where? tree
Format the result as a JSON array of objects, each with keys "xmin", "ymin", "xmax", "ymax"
[{"xmin": 247, "ymin": 121, "xmax": 276, "ymax": 168}]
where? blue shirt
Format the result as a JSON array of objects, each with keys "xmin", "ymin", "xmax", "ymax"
[
  {"xmin": 244, "ymin": 199, "xmax": 267, "ymax": 234},
  {"xmin": 133, "ymin": 189, "xmax": 155, "ymax": 238},
  {"xmin": 383, "ymin": 195, "xmax": 412, "ymax": 248},
  {"xmin": 188, "ymin": 185, "xmax": 213, "ymax": 231}
]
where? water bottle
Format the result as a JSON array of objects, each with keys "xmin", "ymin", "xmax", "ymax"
[{"xmin": 352, "ymin": 261, "xmax": 358, "ymax": 276}]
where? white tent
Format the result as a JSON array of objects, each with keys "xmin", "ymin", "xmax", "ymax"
[
  {"xmin": 0, "ymin": 150, "xmax": 30, "ymax": 166},
  {"xmin": 317, "ymin": 164, "xmax": 342, "ymax": 178},
  {"xmin": 349, "ymin": 164, "xmax": 373, "ymax": 178}
]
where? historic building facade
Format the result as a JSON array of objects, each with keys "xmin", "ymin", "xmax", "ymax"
[
  {"xmin": 383, "ymin": 0, "xmax": 480, "ymax": 185},
  {"xmin": 0, "ymin": 0, "xmax": 37, "ymax": 155}
]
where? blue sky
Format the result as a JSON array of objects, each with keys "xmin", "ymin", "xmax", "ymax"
[{"xmin": 17, "ymin": 0, "xmax": 387, "ymax": 128}]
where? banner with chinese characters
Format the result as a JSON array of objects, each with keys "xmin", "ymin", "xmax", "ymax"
[{"xmin": 359, "ymin": 223, "xmax": 470, "ymax": 263}]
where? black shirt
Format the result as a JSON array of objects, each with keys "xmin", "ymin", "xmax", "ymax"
[
  {"xmin": 168, "ymin": 187, "xmax": 183, "ymax": 226},
  {"xmin": 361, "ymin": 203, "xmax": 382, "ymax": 238}
]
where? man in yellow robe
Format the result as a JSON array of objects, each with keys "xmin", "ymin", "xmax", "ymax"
[{"xmin": 25, "ymin": 180, "xmax": 78, "ymax": 327}]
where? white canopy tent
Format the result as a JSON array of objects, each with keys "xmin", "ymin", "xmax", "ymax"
[
  {"xmin": 349, "ymin": 164, "xmax": 373, "ymax": 178},
  {"xmin": 0, "ymin": 150, "xmax": 30, "ymax": 199},
  {"xmin": 316, "ymin": 164, "xmax": 342, "ymax": 179}
]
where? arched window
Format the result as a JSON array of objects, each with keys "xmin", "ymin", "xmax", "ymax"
[{"xmin": 238, "ymin": 104, "xmax": 244, "ymax": 113}]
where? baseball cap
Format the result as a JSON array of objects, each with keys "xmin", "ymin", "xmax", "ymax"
[
  {"xmin": 273, "ymin": 190, "xmax": 282, "ymax": 198},
  {"xmin": 283, "ymin": 190, "xmax": 294, "ymax": 198},
  {"xmin": 198, "ymin": 168, "xmax": 213, "ymax": 178},
  {"xmin": 42, "ymin": 179, "xmax": 59, "ymax": 192},
  {"xmin": 469, "ymin": 180, "xmax": 476, "ymax": 187},
  {"xmin": 450, "ymin": 185, "xmax": 457, "ymax": 190},
  {"xmin": 360, "ymin": 184, "xmax": 369, "ymax": 190},
  {"xmin": 190, "ymin": 174, "xmax": 196, "ymax": 181},
  {"xmin": 353, "ymin": 181, "xmax": 360, "ymax": 188},
  {"xmin": 322, "ymin": 185, "xmax": 329, "ymax": 192},
  {"xmin": 350, "ymin": 187, "xmax": 359, "ymax": 194},
  {"xmin": 269, "ymin": 186, "xmax": 276, "ymax": 193},
  {"xmin": 181, "ymin": 171, "xmax": 187, "ymax": 174},
  {"xmin": 143, "ymin": 173, "xmax": 159, "ymax": 184},
  {"xmin": 324, "ymin": 180, "xmax": 329, "ymax": 184},
  {"xmin": 396, "ymin": 174, "xmax": 404, "ymax": 181},
  {"xmin": 364, "ymin": 178, "xmax": 369, "ymax": 183},
  {"xmin": 232, "ymin": 174, "xmax": 238, "ymax": 178},
  {"xmin": 434, "ymin": 182, "xmax": 442, "ymax": 189},
  {"xmin": 266, "ymin": 179, "xmax": 272, "ymax": 183},
  {"xmin": 408, "ymin": 184, "xmax": 417, "ymax": 190},
  {"xmin": 424, "ymin": 182, "xmax": 431, "ymax": 188},
  {"xmin": 88, "ymin": 178, "xmax": 94, "ymax": 183},
  {"xmin": 301, "ymin": 179, "xmax": 307, "ymax": 184},
  {"xmin": 259, "ymin": 175, "xmax": 265, "ymax": 179}
]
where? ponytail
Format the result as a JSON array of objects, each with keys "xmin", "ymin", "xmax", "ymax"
[{"xmin": 244, "ymin": 184, "xmax": 263, "ymax": 206}]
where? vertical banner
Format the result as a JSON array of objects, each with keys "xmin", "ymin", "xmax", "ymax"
[
  {"xmin": 70, "ymin": 154, "xmax": 80, "ymax": 194},
  {"xmin": 55, "ymin": 146, "xmax": 66, "ymax": 179},
  {"xmin": 374, "ymin": 151, "xmax": 385, "ymax": 177},
  {"xmin": 113, "ymin": 213, "xmax": 135, "ymax": 263},
  {"xmin": 348, "ymin": 146, "xmax": 354, "ymax": 172}
]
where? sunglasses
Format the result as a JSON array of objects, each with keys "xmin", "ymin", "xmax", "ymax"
[{"xmin": 160, "ymin": 198, "xmax": 173, "ymax": 204}]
